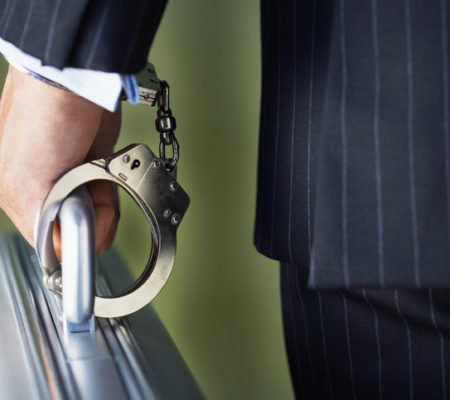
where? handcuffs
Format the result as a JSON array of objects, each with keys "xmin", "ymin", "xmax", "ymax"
[{"xmin": 34, "ymin": 64, "xmax": 190, "ymax": 318}]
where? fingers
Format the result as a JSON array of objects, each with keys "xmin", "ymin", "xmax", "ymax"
[
  {"xmin": 51, "ymin": 182, "xmax": 120, "ymax": 261},
  {"xmin": 52, "ymin": 180, "xmax": 121, "ymax": 260},
  {"xmin": 87, "ymin": 180, "xmax": 120, "ymax": 254}
]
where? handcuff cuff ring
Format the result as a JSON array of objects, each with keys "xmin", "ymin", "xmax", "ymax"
[{"xmin": 34, "ymin": 143, "xmax": 189, "ymax": 318}]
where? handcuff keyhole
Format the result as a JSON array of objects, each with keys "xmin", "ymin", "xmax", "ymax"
[{"xmin": 131, "ymin": 160, "xmax": 140, "ymax": 170}]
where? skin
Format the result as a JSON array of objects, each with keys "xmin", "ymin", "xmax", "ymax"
[{"xmin": 0, "ymin": 65, "xmax": 120, "ymax": 258}]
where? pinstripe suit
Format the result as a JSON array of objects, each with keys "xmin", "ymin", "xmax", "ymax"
[
  {"xmin": 0, "ymin": 0, "xmax": 167, "ymax": 73},
  {"xmin": 282, "ymin": 264, "xmax": 450, "ymax": 399},
  {"xmin": 2, "ymin": 0, "xmax": 450, "ymax": 398},
  {"xmin": 256, "ymin": 0, "xmax": 450, "ymax": 398}
]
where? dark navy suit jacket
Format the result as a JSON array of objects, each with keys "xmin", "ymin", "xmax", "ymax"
[
  {"xmin": 256, "ymin": 0, "xmax": 450, "ymax": 288},
  {"xmin": 1, "ymin": 0, "xmax": 449, "ymax": 288}
]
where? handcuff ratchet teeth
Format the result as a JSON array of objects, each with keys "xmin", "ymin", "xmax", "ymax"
[{"xmin": 34, "ymin": 64, "xmax": 190, "ymax": 318}]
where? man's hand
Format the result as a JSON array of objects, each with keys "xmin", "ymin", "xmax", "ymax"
[{"xmin": 0, "ymin": 65, "xmax": 121, "ymax": 257}]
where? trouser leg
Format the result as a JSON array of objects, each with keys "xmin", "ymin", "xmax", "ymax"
[{"xmin": 280, "ymin": 262, "xmax": 450, "ymax": 400}]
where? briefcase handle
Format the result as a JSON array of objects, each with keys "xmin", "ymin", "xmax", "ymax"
[{"xmin": 59, "ymin": 186, "xmax": 96, "ymax": 331}]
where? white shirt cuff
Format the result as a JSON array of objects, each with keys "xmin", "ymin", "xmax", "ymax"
[{"xmin": 0, "ymin": 37, "xmax": 132, "ymax": 112}]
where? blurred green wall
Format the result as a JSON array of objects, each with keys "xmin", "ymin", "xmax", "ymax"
[{"xmin": 0, "ymin": 1, "xmax": 294, "ymax": 398}]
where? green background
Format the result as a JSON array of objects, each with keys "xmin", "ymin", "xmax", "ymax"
[{"xmin": 0, "ymin": 1, "xmax": 293, "ymax": 398}]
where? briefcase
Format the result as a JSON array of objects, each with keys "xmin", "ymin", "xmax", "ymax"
[{"xmin": 0, "ymin": 233, "xmax": 203, "ymax": 399}]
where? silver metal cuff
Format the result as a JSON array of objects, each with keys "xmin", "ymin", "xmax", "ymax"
[{"xmin": 34, "ymin": 143, "xmax": 189, "ymax": 318}]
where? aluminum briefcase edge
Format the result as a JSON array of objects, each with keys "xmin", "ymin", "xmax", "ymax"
[{"xmin": 0, "ymin": 234, "xmax": 203, "ymax": 400}]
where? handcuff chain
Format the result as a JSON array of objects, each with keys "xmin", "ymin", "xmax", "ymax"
[{"xmin": 155, "ymin": 81, "xmax": 179, "ymax": 171}]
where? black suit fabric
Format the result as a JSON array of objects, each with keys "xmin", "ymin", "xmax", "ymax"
[
  {"xmin": 0, "ymin": 0, "xmax": 167, "ymax": 73},
  {"xmin": 281, "ymin": 262, "xmax": 450, "ymax": 400},
  {"xmin": 256, "ymin": 0, "xmax": 450, "ymax": 288}
]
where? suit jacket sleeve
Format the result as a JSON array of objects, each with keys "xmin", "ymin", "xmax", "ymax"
[{"xmin": 0, "ymin": 0, "xmax": 168, "ymax": 73}]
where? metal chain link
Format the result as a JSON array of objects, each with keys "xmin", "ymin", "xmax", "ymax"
[{"xmin": 155, "ymin": 81, "xmax": 179, "ymax": 171}]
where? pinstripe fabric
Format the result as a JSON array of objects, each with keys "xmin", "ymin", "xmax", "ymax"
[
  {"xmin": 371, "ymin": 0, "xmax": 385, "ymax": 286},
  {"xmin": 268, "ymin": 0, "xmax": 282, "ymax": 256},
  {"xmin": 0, "ymin": 0, "xmax": 167, "ymax": 73},
  {"xmin": 306, "ymin": 0, "xmax": 317, "ymax": 260},
  {"xmin": 284, "ymin": 264, "xmax": 304, "ymax": 395},
  {"xmin": 44, "ymin": 0, "xmax": 63, "ymax": 63},
  {"xmin": 85, "ymin": 1, "xmax": 111, "ymax": 69},
  {"xmin": 257, "ymin": 0, "xmax": 332, "ymax": 268},
  {"xmin": 339, "ymin": 0, "xmax": 350, "ymax": 287},
  {"xmin": 18, "ymin": 0, "xmax": 35, "ymax": 48},
  {"xmin": 257, "ymin": 0, "xmax": 450, "ymax": 288},
  {"xmin": 340, "ymin": 290, "xmax": 357, "ymax": 400},
  {"xmin": 317, "ymin": 291, "xmax": 335, "ymax": 400},
  {"xmin": 362, "ymin": 289, "xmax": 383, "ymax": 400},
  {"xmin": 1, "ymin": 0, "xmax": 15, "ymax": 36},
  {"xmin": 294, "ymin": 268, "xmax": 317, "ymax": 399},
  {"xmin": 282, "ymin": 262, "xmax": 450, "ymax": 400},
  {"xmin": 404, "ymin": 0, "xmax": 421, "ymax": 288},
  {"xmin": 394, "ymin": 289, "xmax": 414, "ymax": 399},
  {"xmin": 287, "ymin": 0, "xmax": 298, "ymax": 263},
  {"xmin": 69, "ymin": 0, "xmax": 167, "ymax": 72},
  {"xmin": 441, "ymin": 0, "xmax": 450, "ymax": 266},
  {"xmin": 429, "ymin": 288, "xmax": 447, "ymax": 400}
]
